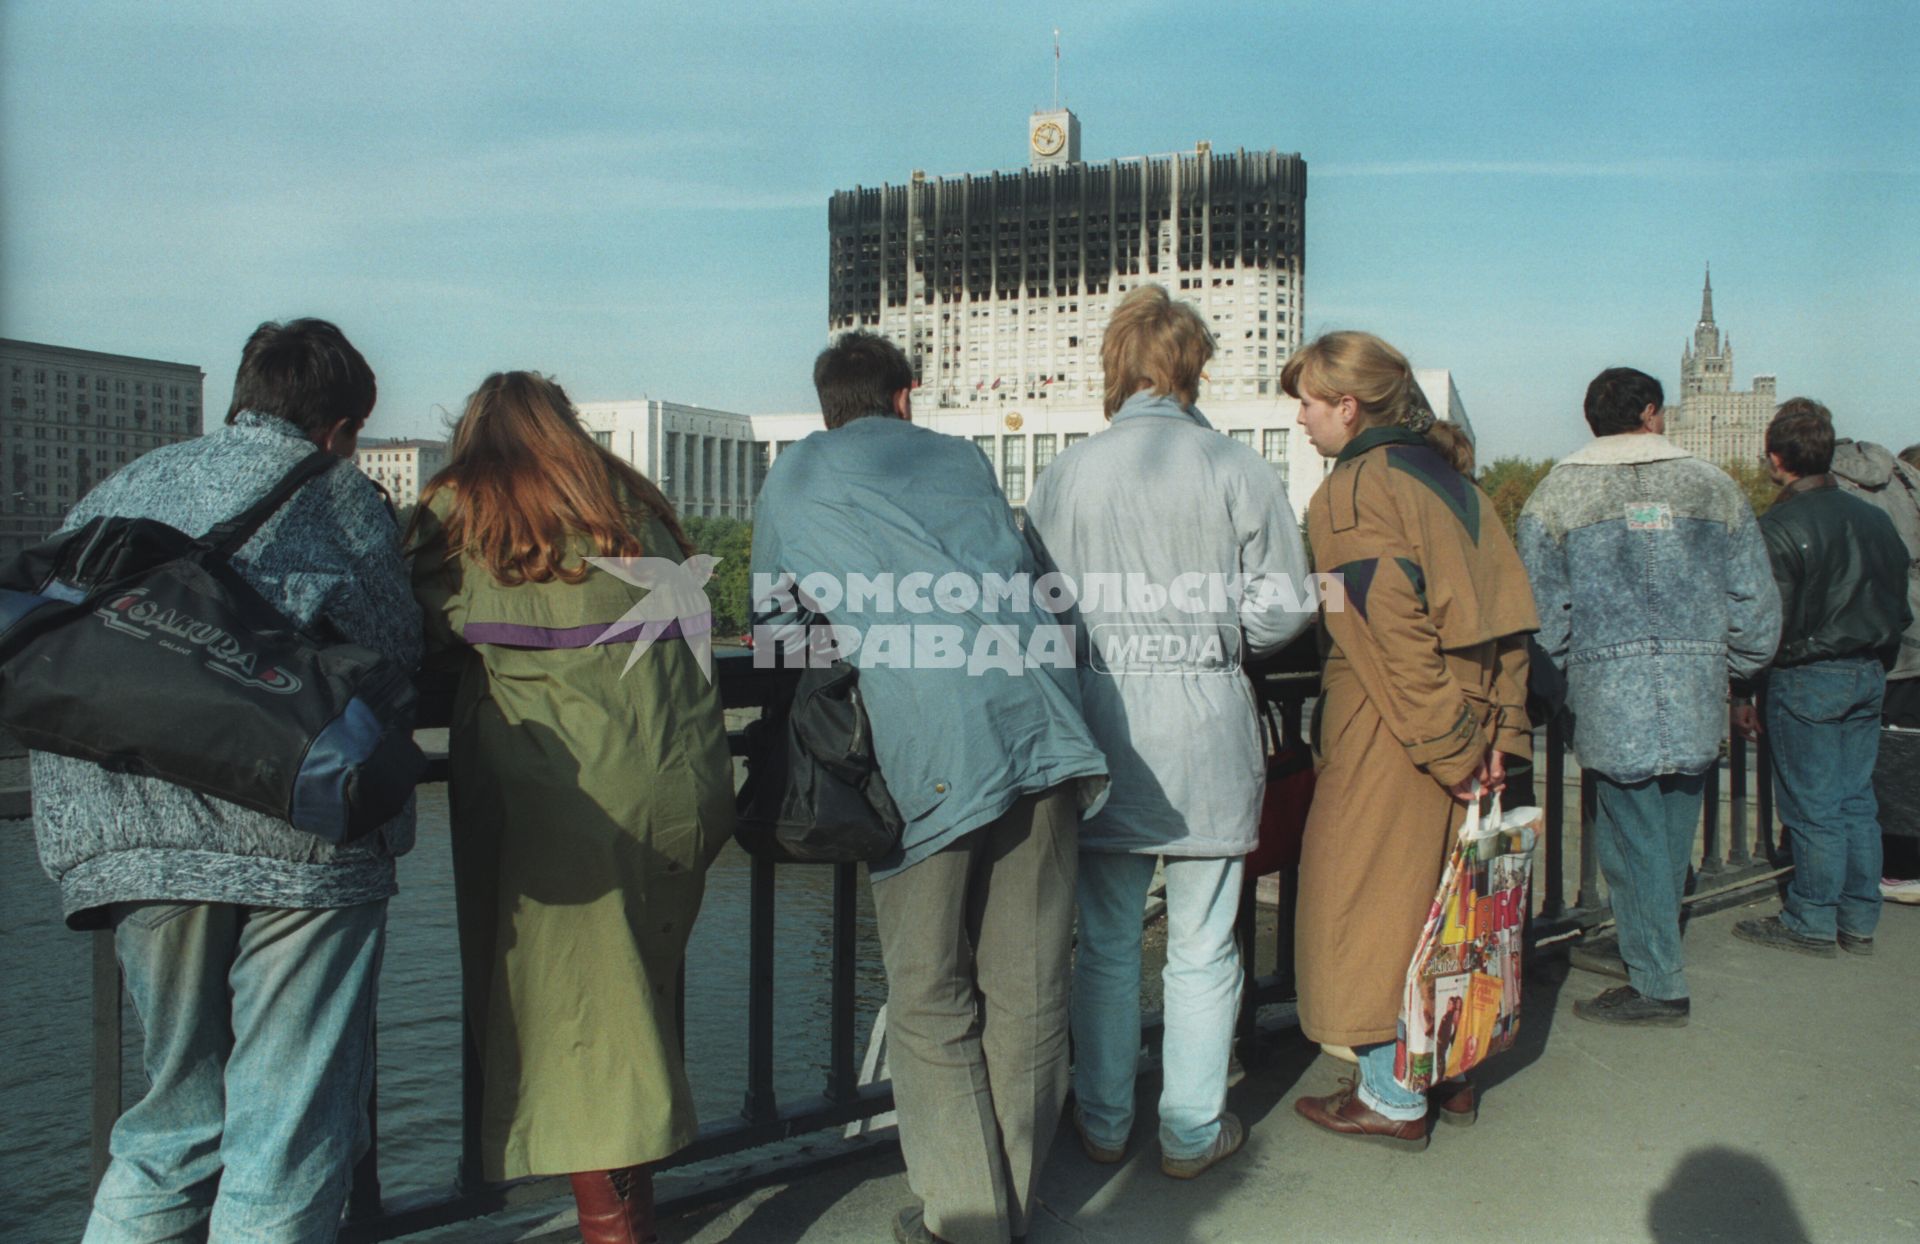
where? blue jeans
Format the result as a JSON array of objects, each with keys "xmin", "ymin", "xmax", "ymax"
[
  {"xmin": 1356, "ymin": 1042, "xmax": 1428, "ymax": 1121},
  {"xmin": 1071, "ymin": 852, "xmax": 1242, "ymax": 1159},
  {"xmin": 1768, "ymin": 657, "xmax": 1886, "ymax": 941},
  {"xmin": 1592, "ymin": 771, "xmax": 1706, "ymax": 1002},
  {"xmin": 85, "ymin": 900, "xmax": 388, "ymax": 1244}
]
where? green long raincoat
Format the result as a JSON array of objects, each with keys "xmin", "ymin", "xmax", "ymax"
[{"xmin": 409, "ymin": 492, "xmax": 734, "ymax": 1180}]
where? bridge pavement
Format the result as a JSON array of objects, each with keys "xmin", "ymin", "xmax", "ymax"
[{"xmin": 487, "ymin": 895, "xmax": 1918, "ymax": 1243}]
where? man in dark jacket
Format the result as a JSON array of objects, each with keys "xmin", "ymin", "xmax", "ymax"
[
  {"xmin": 1733, "ymin": 404, "xmax": 1912, "ymax": 957},
  {"xmin": 33, "ymin": 320, "xmax": 417, "ymax": 1241}
]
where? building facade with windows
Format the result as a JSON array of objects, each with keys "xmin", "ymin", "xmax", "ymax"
[
  {"xmin": 353, "ymin": 438, "xmax": 447, "ymax": 508},
  {"xmin": 829, "ymin": 108, "xmax": 1307, "ymax": 412},
  {"xmin": 0, "ymin": 338, "xmax": 204, "ymax": 560},
  {"xmin": 1666, "ymin": 268, "xmax": 1778, "ymax": 468},
  {"xmin": 798, "ymin": 112, "xmax": 1473, "ymax": 517},
  {"xmin": 574, "ymin": 399, "xmax": 761, "ymax": 521},
  {"xmin": 750, "ymin": 367, "xmax": 1470, "ymax": 518}
]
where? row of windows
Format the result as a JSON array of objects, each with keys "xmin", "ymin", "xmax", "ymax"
[{"xmin": 8, "ymin": 366, "xmax": 195, "ymax": 400}]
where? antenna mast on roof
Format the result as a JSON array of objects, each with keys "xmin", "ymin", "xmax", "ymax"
[{"xmin": 1053, "ymin": 28, "xmax": 1061, "ymax": 110}]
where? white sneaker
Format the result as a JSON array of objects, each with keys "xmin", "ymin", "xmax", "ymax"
[{"xmin": 1881, "ymin": 877, "xmax": 1920, "ymax": 905}]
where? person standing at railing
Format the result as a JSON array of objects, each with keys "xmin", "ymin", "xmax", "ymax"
[
  {"xmin": 1518, "ymin": 367, "xmax": 1781, "ymax": 1028},
  {"xmin": 31, "ymin": 320, "xmax": 418, "ymax": 1243},
  {"xmin": 1284, "ymin": 331, "xmax": 1538, "ymax": 1150},
  {"xmin": 750, "ymin": 332, "xmax": 1110, "ymax": 1244},
  {"xmin": 1730, "ymin": 404, "xmax": 1911, "ymax": 958},
  {"xmin": 1816, "ymin": 414, "xmax": 1920, "ymax": 903},
  {"xmin": 406, "ymin": 372, "xmax": 734, "ymax": 1244},
  {"xmin": 1023, "ymin": 285, "xmax": 1312, "ymax": 1181}
]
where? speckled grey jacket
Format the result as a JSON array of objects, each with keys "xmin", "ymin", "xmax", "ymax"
[
  {"xmin": 1517, "ymin": 433, "xmax": 1781, "ymax": 784},
  {"xmin": 31, "ymin": 413, "xmax": 420, "ymax": 928}
]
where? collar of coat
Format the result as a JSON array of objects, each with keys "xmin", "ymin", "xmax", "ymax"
[
  {"xmin": 1557, "ymin": 432, "xmax": 1692, "ymax": 467},
  {"xmin": 1335, "ymin": 424, "xmax": 1426, "ymax": 464},
  {"xmin": 1773, "ymin": 472, "xmax": 1837, "ymax": 506},
  {"xmin": 231, "ymin": 410, "xmax": 313, "ymax": 442},
  {"xmin": 1112, "ymin": 391, "xmax": 1213, "ymax": 428}
]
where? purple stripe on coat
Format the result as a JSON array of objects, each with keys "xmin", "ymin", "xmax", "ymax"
[{"xmin": 462, "ymin": 613, "xmax": 712, "ymax": 650}]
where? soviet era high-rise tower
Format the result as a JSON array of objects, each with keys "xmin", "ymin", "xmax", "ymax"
[
  {"xmin": 1669, "ymin": 267, "xmax": 1777, "ymax": 467},
  {"xmin": 826, "ymin": 109, "xmax": 1307, "ymax": 411}
]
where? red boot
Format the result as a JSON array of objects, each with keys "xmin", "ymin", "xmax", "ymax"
[{"xmin": 570, "ymin": 1166, "xmax": 657, "ymax": 1244}]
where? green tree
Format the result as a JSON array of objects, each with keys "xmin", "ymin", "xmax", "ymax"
[
  {"xmin": 681, "ymin": 516, "xmax": 754, "ymax": 637},
  {"xmin": 1476, "ymin": 456, "xmax": 1556, "ymax": 540},
  {"xmin": 1723, "ymin": 462, "xmax": 1778, "ymax": 516}
]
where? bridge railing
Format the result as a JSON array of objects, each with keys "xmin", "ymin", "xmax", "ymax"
[{"xmin": 82, "ymin": 647, "xmax": 1784, "ymax": 1239}]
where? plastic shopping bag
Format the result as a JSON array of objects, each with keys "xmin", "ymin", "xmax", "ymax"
[{"xmin": 1394, "ymin": 792, "xmax": 1541, "ymax": 1091}]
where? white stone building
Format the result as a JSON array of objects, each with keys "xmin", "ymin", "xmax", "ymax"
[
  {"xmin": 829, "ymin": 109, "xmax": 1306, "ymax": 412},
  {"xmin": 798, "ymin": 111, "xmax": 1473, "ymax": 517},
  {"xmin": 1666, "ymin": 268, "xmax": 1778, "ymax": 468},
  {"xmin": 354, "ymin": 438, "xmax": 447, "ymax": 508},
  {"xmin": 0, "ymin": 338, "xmax": 204, "ymax": 559},
  {"xmin": 574, "ymin": 399, "xmax": 760, "ymax": 522}
]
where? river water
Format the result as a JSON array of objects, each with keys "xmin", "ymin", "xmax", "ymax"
[{"xmin": 0, "ymin": 785, "xmax": 888, "ymax": 1240}]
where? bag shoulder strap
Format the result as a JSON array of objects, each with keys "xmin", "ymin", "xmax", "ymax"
[{"xmin": 206, "ymin": 450, "xmax": 341, "ymax": 557}]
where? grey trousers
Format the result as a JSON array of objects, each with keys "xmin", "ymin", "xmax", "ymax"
[{"xmin": 870, "ymin": 787, "xmax": 1080, "ymax": 1244}]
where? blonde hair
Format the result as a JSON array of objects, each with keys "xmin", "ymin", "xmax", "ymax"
[
  {"xmin": 1280, "ymin": 331, "xmax": 1469, "ymax": 470},
  {"xmin": 1425, "ymin": 421, "xmax": 1476, "ymax": 475},
  {"xmin": 1100, "ymin": 285, "xmax": 1215, "ymax": 418},
  {"xmin": 1279, "ymin": 331, "xmax": 1419, "ymax": 426}
]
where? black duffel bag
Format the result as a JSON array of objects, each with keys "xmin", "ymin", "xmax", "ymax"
[
  {"xmin": 0, "ymin": 450, "xmax": 425, "ymax": 843},
  {"xmin": 735, "ymin": 659, "xmax": 903, "ymax": 863}
]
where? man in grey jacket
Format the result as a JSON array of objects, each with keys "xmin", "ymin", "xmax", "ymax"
[
  {"xmin": 32, "ymin": 320, "xmax": 418, "ymax": 1242},
  {"xmin": 1518, "ymin": 367, "xmax": 1780, "ymax": 1028}
]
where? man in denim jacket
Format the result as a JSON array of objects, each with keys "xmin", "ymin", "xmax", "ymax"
[
  {"xmin": 1518, "ymin": 367, "xmax": 1780, "ymax": 1027},
  {"xmin": 33, "ymin": 320, "xmax": 417, "ymax": 1242}
]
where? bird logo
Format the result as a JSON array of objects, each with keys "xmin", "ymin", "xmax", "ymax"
[{"xmin": 585, "ymin": 554, "xmax": 720, "ymax": 682}]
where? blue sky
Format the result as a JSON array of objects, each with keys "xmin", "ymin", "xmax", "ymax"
[{"xmin": 2, "ymin": 0, "xmax": 1915, "ymax": 460}]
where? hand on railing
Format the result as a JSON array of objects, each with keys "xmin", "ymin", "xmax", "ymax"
[{"xmin": 1730, "ymin": 702, "xmax": 1763, "ymax": 742}]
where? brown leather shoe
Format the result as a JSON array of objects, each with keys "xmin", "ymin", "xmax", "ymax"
[
  {"xmin": 1429, "ymin": 1077, "xmax": 1477, "ymax": 1127},
  {"xmin": 571, "ymin": 1166, "xmax": 657, "ymax": 1244},
  {"xmin": 1293, "ymin": 1078, "xmax": 1429, "ymax": 1152}
]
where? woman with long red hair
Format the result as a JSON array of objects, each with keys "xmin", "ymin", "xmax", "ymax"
[{"xmin": 407, "ymin": 371, "xmax": 733, "ymax": 1244}]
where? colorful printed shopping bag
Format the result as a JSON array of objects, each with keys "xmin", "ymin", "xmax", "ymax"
[{"xmin": 1394, "ymin": 794, "xmax": 1541, "ymax": 1091}]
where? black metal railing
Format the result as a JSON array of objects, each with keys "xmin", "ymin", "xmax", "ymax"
[{"xmin": 82, "ymin": 651, "xmax": 1786, "ymax": 1239}]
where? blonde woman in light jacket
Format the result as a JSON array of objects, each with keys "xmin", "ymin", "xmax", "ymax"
[{"xmin": 1025, "ymin": 285, "xmax": 1313, "ymax": 1179}]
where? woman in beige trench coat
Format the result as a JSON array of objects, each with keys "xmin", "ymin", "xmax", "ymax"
[{"xmin": 1283, "ymin": 332, "xmax": 1537, "ymax": 1151}]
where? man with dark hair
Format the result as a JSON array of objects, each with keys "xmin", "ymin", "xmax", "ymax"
[
  {"xmin": 1518, "ymin": 367, "xmax": 1780, "ymax": 1027},
  {"xmin": 1581, "ymin": 366, "xmax": 1668, "ymax": 437},
  {"xmin": 813, "ymin": 330, "xmax": 916, "ymax": 430},
  {"xmin": 226, "ymin": 317, "xmax": 379, "ymax": 448},
  {"xmin": 32, "ymin": 319, "xmax": 416, "ymax": 1239},
  {"xmin": 752, "ymin": 331, "xmax": 1109, "ymax": 1244},
  {"xmin": 1765, "ymin": 401, "xmax": 1920, "ymax": 899},
  {"xmin": 1731, "ymin": 405, "xmax": 1911, "ymax": 955}
]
